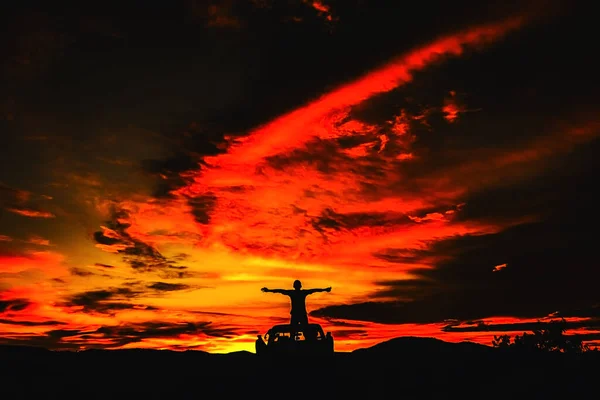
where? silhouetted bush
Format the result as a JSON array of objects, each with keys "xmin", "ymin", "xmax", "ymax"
[{"xmin": 491, "ymin": 319, "xmax": 594, "ymax": 354}]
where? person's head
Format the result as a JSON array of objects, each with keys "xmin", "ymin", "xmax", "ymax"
[{"xmin": 293, "ymin": 279, "xmax": 302, "ymax": 290}]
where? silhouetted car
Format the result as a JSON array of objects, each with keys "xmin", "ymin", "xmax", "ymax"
[{"xmin": 255, "ymin": 323, "xmax": 334, "ymax": 357}]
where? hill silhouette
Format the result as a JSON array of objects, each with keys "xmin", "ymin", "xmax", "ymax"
[
  {"xmin": 2, "ymin": 337, "xmax": 598, "ymax": 397},
  {"xmin": 352, "ymin": 336, "xmax": 494, "ymax": 357}
]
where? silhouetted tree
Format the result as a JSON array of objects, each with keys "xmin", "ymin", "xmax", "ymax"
[
  {"xmin": 491, "ymin": 334, "xmax": 511, "ymax": 349},
  {"xmin": 491, "ymin": 319, "xmax": 593, "ymax": 354}
]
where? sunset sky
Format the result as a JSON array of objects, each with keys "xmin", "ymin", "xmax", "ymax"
[{"xmin": 1, "ymin": 0, "xmax": 599, "ymax": 353}]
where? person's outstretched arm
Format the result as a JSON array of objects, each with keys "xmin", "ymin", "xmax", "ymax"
[
  {"xmin": 305, "ymin": 287, "xmax": 332, "ymax": 295},
  {"xmin": 261, "ymin": 287, "xmax": 290, "ymax": 295}
]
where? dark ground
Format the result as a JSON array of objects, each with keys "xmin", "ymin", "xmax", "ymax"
[{"xmin": 1, "ymin": 337, "xmax": 598, "ymax": 398}]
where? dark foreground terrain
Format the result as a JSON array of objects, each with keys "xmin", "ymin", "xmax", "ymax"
[{"xmin": 2, "ymin": 337, "xmax": 598, "ymax": 398}]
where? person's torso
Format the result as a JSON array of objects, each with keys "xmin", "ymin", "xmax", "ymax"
[{"xmin": 289, "ymin": 291, "xmax": 308, "ymax": 314}]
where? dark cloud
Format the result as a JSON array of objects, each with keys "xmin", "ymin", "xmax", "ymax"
[
  {"xmin": 312, "ymin": 301, "xmax": 445, "ymax": 325},
  {"xmin": 94, "ymin": 263, "xmax": 115, "ymax": 269},
  {"xmin": 334, "ymin": 329, "xmax": 369, "ymax": 338},
  {"xmin": 69, "ymin": 267, "xmax": 94, "ymax": 277},
  {"xmin": 310, "ymin": 208, "xmax": 413, "ymax": 234},
  {"xmin": 46, "ymin": 329, "xmax": 83, "ymax": 340},
  {"xmin": 171, "ymin": 253, "xmax": 190, "ymax": 262},
  {"xmin": 67, "ymin": 289, "xmax": 136, "ymax": 305},
  {"xmin": 93, "ymin": 232, "xmax": 120, "ymax": 247},
  {"xmin": 62, "ymin": 288, "xmax": 148, "ymax": 314},
  {"xmin": 370, "ymin": 278, "xmax": 437, "ymax": 301},
  {"xmin": 555, "ymin": 306, "xmax": 600, "ymax": 319},
  {"xmin": 443, "ymin": 317, "xmax": 600, "ymax": 333},
  {"xmin": 139, "ymin": 141, "xmax": 221, "ymax": 199},
  {"xmin": 0, "ymin": 319, "xmax": 64, "ymax": 326},
  {"xmin": 156, "ymin": 267, "xmax": 204, "ymax": 280},
  {"xmin": 63, "ymin": 280, "xmax": 196, "ymax": 314},
  {"xmin": 0, "ymin": 299, "xmax": 31, "ymax": 313},
  {"xmin": 372, "ymin": 248, "xmax": 438, "ymax": 265},
  {"xmin": 187, "ymin": 0, "xmax": 244, "ymax": 29},
  {"xmin": 92, "ymin": 206, "xmax": 178, "ymax": 272},
  {"xmin": 137, "ymin": 109, "xmax": 234, "ymax": 200},
  {"xmin": 147, "ymin": 282, "xmax": 191, "ymax": 292},
  {"xmin": 0, "ymin": 183, "xmax": 54, "ymax": 218},
  {"xmin": 320, "ymin": 319, "xmax": 365, "ymax": 328},
  {"xmin": 313, "ymin": 216, "xmax": 600, "ymax": 324},
  {"xmin": 142, "ymin": 155, "xmax": 197, "ymax": 199},
  {"xmin": 96, "ymin": 321, "xmax": 237, "ymax": 340},
  {"xmin": 0, "ymin": 321, "xmax": 239, "ymax": 350},
  {"xmin": 265, "ymin": 138, "xmax": 348, "ymax": 174},
  {"xmin": 0, "ymin": 183, "xmax": 29, "ymax": 206},
  {"xmin": 313, "ymin": 137, "xmax": 600, "ymax": 325},
  {"xmin": 189, "ymin": 310, "xmax": 238, "ymax": 317},
  {"xmin": 451, "ymin": 138, "xmax": 600, "ymax": 226},
  {"xmin": 187, "ymin": 193, "xmax": 218, "ymax": 225}
]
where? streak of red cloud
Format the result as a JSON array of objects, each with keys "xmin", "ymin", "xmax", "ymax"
[
  {"xmin": 203, "ymin": 16, "xmax": 524, "ymax": 167},
  {"xmin": 493, "ymin": 263, "xmax": 507, "ymax": 272},
  {"xmin": 310, "ymin": 1, "xmax": 329, "ymax": 14},
  {"xmin": 6, "ymin": 208, "xmax": 55, "ymax": 218},
  {"xmin": 305, "ymin": 0, "xmax": 334, "ymax": 22}
]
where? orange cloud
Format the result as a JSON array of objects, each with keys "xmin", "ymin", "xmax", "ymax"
[{"xmin": 0, "ymin": 250, "xmax": 66, "ymax": 277}]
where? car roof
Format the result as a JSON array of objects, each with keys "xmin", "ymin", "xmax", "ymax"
[{"xmin": 269, "ymin": 324, "xmax": 323, "ymax": 333}]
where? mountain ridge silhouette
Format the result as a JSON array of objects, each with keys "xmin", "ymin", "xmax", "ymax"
[{"xmin": 2, "ymin": 336, "xmax": 598, "ymax": 397}]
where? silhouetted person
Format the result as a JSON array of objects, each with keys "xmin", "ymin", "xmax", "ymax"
[{"xmin": 261, "ymin": 280, "xmax": 331, "ymax": 326}]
